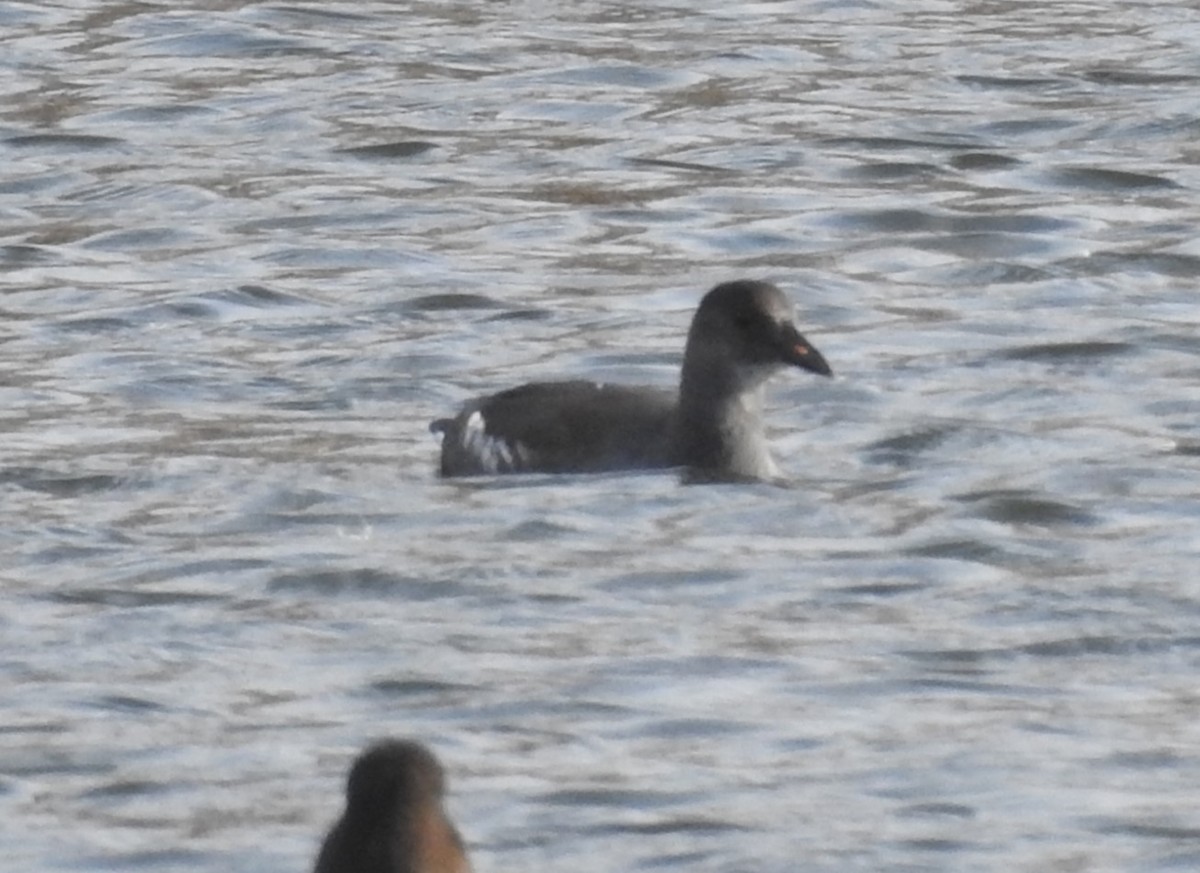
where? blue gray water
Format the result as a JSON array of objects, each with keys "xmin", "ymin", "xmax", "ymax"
[{"xmin": 3, "ymin": 1, "xmax": 1200, "ymax": 871}]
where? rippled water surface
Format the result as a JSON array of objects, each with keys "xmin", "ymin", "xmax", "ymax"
[{"xmin": 4, "ymin": 1, "xmax": 1200, "ymax": 871}]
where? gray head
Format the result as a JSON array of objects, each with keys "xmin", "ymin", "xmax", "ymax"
[
  {"xmin": 682, "ymin": 280, "xmax": 831, "ymax": 394},
  {"xmin": 673, "ymin": 280, "xmax": 831, "ymax": 481}
]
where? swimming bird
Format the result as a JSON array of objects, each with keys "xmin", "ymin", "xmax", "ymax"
[
  {"xmin": 432, "ymin": 279, "xmax": 832, "ymax": 481},
  {"xmin": 314, "ymin": 739, "xmax": 471, "ymax": 873}
]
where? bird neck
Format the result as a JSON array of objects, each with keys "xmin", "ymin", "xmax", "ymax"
[{"xmin": 675, "ymin": 362, "xmax": 775, "ymax": 479}]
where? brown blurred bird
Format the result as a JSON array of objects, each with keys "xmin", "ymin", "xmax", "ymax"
[{"xmin": 314, "ymin": 739, "xmax": 471, "ymax": 873}]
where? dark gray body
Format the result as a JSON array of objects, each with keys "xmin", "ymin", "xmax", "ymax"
[{"xmin": 434, "ymin": 380, "xmax": 676, "ymax": 475}]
